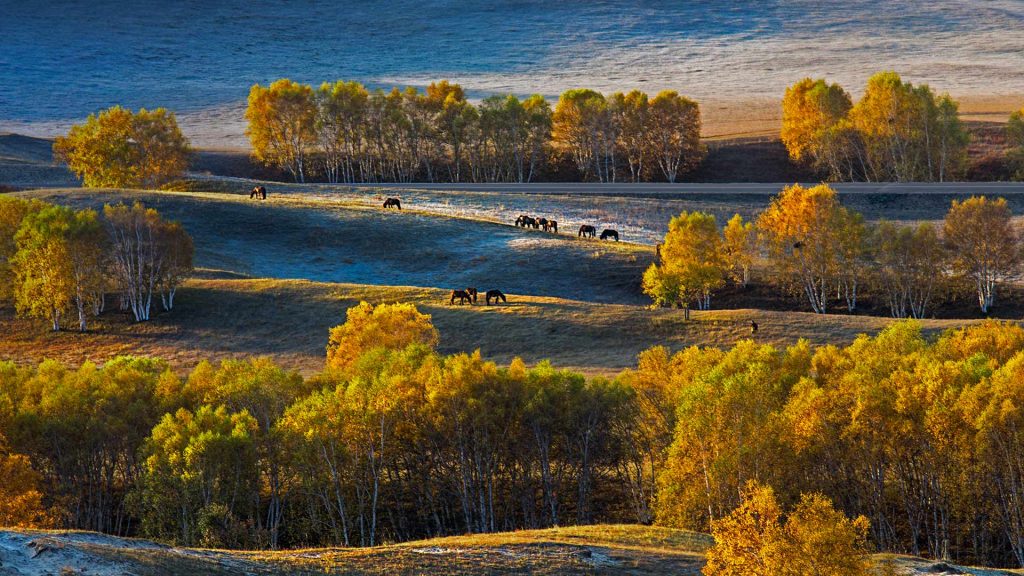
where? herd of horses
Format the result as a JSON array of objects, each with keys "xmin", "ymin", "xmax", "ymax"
[
  {"xmin": 516, "ymin": 215, "xmax": 620, "ymax": 241},
  {"xmin": 450, "ymin": 287, "xmax": 507, "ymax": 306}
]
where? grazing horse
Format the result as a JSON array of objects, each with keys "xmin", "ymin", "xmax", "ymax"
[
  {"xmin": 383, "ymin": 197, "xmax": 402, "ymax": 210},
  {"xmin": 544, "ymin": 220, "xmax": 558, "ymax": 233},
  {"xmin": 578, "ymin": 224, "xmax": 596, "ymax": 238},
  {"xmin": 465, "ymin": 287, "xmax": 478, "ymax": 303},
  {"xmin": 750, "ymin": 320, "xmax": 759, "ymax": 334},
  {"xmin": 485, "ymin": 289, "xmax": 507, "ymax": 305},
  {"xmin": 450, "ymin": 289, "xmax": 473, "ymax": 305},
  {"xmin": 250, "ymin": 186, "xmax": 267, "ymax": 200},
  {"xmin": 516, "ymin": 215, "xmax": 538, "ymax": 229},
  {"xmin": 599, "ymin": 229, "xmax": 619, "ymax": 241},
  {"xmin": 536, "ymin": 217, "xmax": 549, "ymax": 230}
]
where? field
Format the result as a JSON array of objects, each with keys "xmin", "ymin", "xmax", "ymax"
[
  {"xmin": 4, "ymin": 184, "xmax": 1022, "ymax": 376},
  {"xmin": 1, "ymin": 525, "xmax": 1018, "ymax": 576}
]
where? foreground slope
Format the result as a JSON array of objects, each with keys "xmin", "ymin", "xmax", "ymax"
[{"xmin": 1, "ymin": 525, "xmax": 1019, "ymax": 576}]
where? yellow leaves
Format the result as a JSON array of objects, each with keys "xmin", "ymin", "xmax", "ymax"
[
  {"xmin": 0, "ymin": 435, "xmax": 50, "ymax": 528},
  {"xmin": 781, "ymin": 78, "xmax": 852, "ymax": 163},
  {"xmin": 54, "ymin": 105, "xmax": 190, "ymax": 188},
  {"xmin": 325, "ymin": 301, "xmax": 439, "ymax": 374},
  {"xmin": 245, "ymin": 79, "xmax": 317, "ymax": 180},
  {"xmin": 644, "ymin": 211, "xmax": 727, "ymax": 310},
  {"xmin": 704, "ymin": 482, "xmax": 871, "ymax": 576}
]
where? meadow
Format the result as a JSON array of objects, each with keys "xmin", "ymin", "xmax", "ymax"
[{"xmin": 4, "ymin": 184, "xmax": 1011, "ymax": 377}]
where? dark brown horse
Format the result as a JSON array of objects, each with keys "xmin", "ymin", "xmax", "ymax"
[
  {"xmin": 485, "ymin": 289, "xmax": 507, "ymax": 305},
  {"xmin": 515, "ymin": 215, "xmax": 537, "ymax": 228},
  {"xmin": 250, "ymin": 186, "xmax": 266, "ymax": 200},
  {"xmin": 578, "ymin": 224, "xmax": 596, "ymax": 238},
  {"xmin": 544, "ymin": 220, "xmax": 558, "ymax": 233},
  {"xmin": 536, "ymin": 217, "xmax": 548, "ymax": 230},
  {"xmin": 600, "ymin": 229, "xmax": 619, "ymax": 241},
  {"xmin": 465, "ymin": 287, "xmax": 478, "ymax": 303},
  {"xmin": 383, "ymin": 197, "xmax": 402, "ymax": 210},
  {"xmin": 450, "ymin": 289, "xmax": 472, "ymax": 305}
]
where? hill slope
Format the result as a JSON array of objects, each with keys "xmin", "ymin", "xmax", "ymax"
[{"xmin": 1, "ymin": 525, "xmax": 1019, "ymax": 576}]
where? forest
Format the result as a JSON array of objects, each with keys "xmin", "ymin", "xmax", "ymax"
[{"xmin": 1, "ymin": 302, "xmax": 1023, "ymax": 568}]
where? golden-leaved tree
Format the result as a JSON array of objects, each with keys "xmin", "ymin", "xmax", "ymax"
[
  {"xmin": 552, "ymin": 88, "xmax": 611, "ymax": 182},
  {"xmin": 246, "ymin": 78, "xmax": 317, "ymax": 182},
  {"xmin": 0, "ymin": 433, "xmax": 50, "ymax": 528},
  {"xmin": 0, "ymin": 196, "xmax": 48, "ymax": 303},
  {"xmin": 325, "ymin": 301, "xmax": 439, "ymax": 374},
  {"xmin": 1009, "ymin": 108, "xmax": 1024, "ymax": 179},
  {"xmin": 943, "ymin": 196, "xmax": 1020, "ymax": 313},
  {"xmin": 643, "ymin": 211, "xmax": 726, "ymax": 318},
  {"xmin": 646, "ymin": 90, "xmax": 705, "ymax": 183},
  {"xmin": 780, "ymin": 72, "xmax": 968, "ymax": 182},
  {"xmin": 704, "ymin": 482, "xmax": 871, "ymax": 576},
  {"xmin": 780, "ymin": 77, "xmax": 853, "ymax": 179},
  {"xmin": 53, "ymin": 106, "xmax": 191, "ymax": 188},
  {"xmin": 722, "ymin": 214, "xmax": 757, "ymax": 287},
  {"xmin": 12, "ymin": 205, "xmax": 107, "ymax": 331},
  {"xmin": 756, "ymin": 183, "xmax": 864, "ymax": 314}
]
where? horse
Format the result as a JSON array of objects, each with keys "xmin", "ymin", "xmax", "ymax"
[
  {"xmin": 383, "ymin": 197, "xmax": 402, "ymax": 210},
  {"xmin": 599, "ymin": 229, "xmax": 619, "ymax": 241},
  {"xmin": 517, "ymin": 215, "xmax": 537, "ymax": 228},
  {"xmin": 485, "ymin": 289, "xmax": 507, "ymax": 305},
  {"xmin": 750, "ymin": 320, "xmax": 759, "ymax": 334},
  {"xmin": 544, "ymin": 220, "xmax": 558, "ymax": 233},
  {"xmin": 465, "ymin": 287, "xmax": 478, "ymax": 303},
  {"xmin": 578, "ymin": 224, "xmax": 596, "ymax": 238},
  {"xmin": 450, "ymin": 289, "xmax": 473, "ymax": 305},
  {"xmin": 536, "ymin": 217, "xmax": 549, "ymax": 230},
  {"xmin": 259, "ymin": 186, "xmax": 267, "ymax": 200}
]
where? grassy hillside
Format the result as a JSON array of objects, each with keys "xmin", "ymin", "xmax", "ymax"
[
  {"xmin": 0, "ymin": 275, "xmax": 981, "ymax": 376},
  {"xmin": 0, "ymin": 186, "xmax": 1004, "ymax": 375},
  {"xmin": 2, "ymin": 525, "xmax": 1018, "ymax": 576}
]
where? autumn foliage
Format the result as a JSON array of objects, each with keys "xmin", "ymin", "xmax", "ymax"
[
  {"xmin": 0, "ymin": 197, "xmax": 193, "ymax": 330},
  {"xmin": 704, "ymin": 482, "xmax": 871, "ymax": 576},
  {"xmin": 53, "ymin": 106, "xmax": 191, "ymax": 188},
  {"xmin": 245, "ymin": 78, "xmax": 704, "ymax": 183},
  {"xmin": 646, "ymin": 185, "xmax": 1021, "ymax": 316},
  {"xmin": 782, "ymin": 72, "xmax": 968, "ymax": 181}
]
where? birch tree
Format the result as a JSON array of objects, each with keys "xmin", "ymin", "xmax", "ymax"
[
  {"xmin": 756, "ymin": 184, "xmax": 863, "ymax": 314},
  {"xmin": 943, "ymin": 196, "xmax": 1020, "ymax": 313},
  {"xmin": 246, "ymin": 79, "xmax": 317, "ymax": 182},
  {"xmin": 103, "ymin": 202, "xmax": 184, "ymax": 322},
  {"xmin": 646, "ymin": 91, "xmax": 705, "ymax": 183},
  {"xmin": 872, "ymin": 221, "xmax": 945, "ymax": 318}
]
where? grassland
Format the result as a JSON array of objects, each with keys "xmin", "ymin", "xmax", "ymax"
[{"xmin": 3, "ymin": 186, "xmax": 1018, "ymax": 376}]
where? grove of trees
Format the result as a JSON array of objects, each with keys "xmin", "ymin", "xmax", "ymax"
[
  {"xmin": 644, "ymin": 184, "xmax": 1021, "ymax": 317},
  {"xmin": 0, "ymin": 196, "xmax": 193, "ymax": 330},
  {"xmin": 782, "ymin": 72, "xmax": 969, "ymax": 182},
  {"xmin": 245, "ymin": 79, "xmax": 705, "ymax": 183},
  {"xmin": 53, "ymin": 106, "xmax": 192, "ymax": 189},
  {"xmin": 2, "ymin": 307, "xmax": 1024, "ymax": 568}
]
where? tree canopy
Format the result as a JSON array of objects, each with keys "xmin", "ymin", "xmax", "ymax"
[{"xmin": 53, "ymin": 106, "xmax": 191, "ymax": 188}]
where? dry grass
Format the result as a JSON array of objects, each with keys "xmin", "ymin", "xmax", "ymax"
[
  {"xmin": 5, "ymin": 526, "xmax": 1020, "ymax": 576},
  {"xmin": 0, "ymin": 275, "xmax": 984, "ymax": 377},
  {"xmin": 1, "ymin": 525, "xmax": 710, "ymax": 576}
]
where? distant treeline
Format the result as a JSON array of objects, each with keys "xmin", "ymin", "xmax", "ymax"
[
  {"xmin": 244, "ymin": 79, "xmax": 705, "ymax": 184},
  {"xmin": 782, "ymin": 72, "xmax": 971, "ymax": 182},
  {"xmin": 2, "ymin": 303, "xmax": 1024, "ymax": 568}
]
